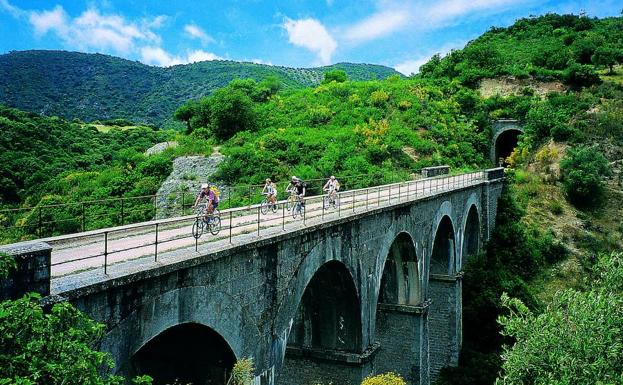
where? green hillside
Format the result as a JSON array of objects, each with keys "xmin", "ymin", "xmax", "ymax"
[
  {"xmin": 420, "ymin": 14, "xmax": 623, "ymax": 87},
  {"xmin": 0, "ymin": 50, "xmax": 399, "ymax": 127}
]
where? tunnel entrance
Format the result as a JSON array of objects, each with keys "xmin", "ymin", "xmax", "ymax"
[
  {"xmin": 131, "ymin": 323, "xmax": 236, "ymax": 385},
  {"xmin": 462, "ymin": 205, "xmax": 480, "ymax": 264},
  {"xmin": 494, "ymin": 129, "xmax": 522, "ymax": 166},
  {"xmin": 431, "ymin": 216, "xmax": 455, "ymax": 275}
]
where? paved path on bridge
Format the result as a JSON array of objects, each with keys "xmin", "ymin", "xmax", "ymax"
[{"xmin": 48, "ymin": 172, "xmax": 484, "ymax": 294}]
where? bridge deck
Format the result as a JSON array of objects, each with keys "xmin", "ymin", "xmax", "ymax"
[{"xmin": 47, "ymin": 172, "xmax": 486, "ymax": 295}]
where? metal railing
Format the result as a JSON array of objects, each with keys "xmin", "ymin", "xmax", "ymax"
[
  {"xmin": 47, "ymin": 170, "xmax": 488, "ymax": 278},
  {"xmin": 0, "ymin": 172, "xmax": 412, "ymax": 243}
]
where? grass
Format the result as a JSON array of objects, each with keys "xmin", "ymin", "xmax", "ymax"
[
  {"xmin": 84, "ymin": 124, "xmax": 143, "ymax": 133},
  {"xmin": 598, "ymin": 65, "xmax": 623, "ymax": 85}
]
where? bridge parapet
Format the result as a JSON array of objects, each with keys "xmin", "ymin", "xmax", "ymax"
[
  {"xmin": 0, "ymin": 241, "xmax": 51, "ymax": 300},
  {"xmin": 421, "ymin": 166, "xmax": 450, "ymax": 178}
]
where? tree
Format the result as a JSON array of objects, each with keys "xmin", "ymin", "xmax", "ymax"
[
  {"xmin": 0, "ymin": 254, "xmax": 152, "ymax": 385},
  {"xmin": 209, "ymin": 88, "xmax": 257, "ymax": 141},
  {"xmin": 496, "ymin": 253, "xmax": 623, "ymax": 385},
  {"xmin": 591, "ymin": 46, "xmax": 620, "ymax": 74},
  {"xmin": 560, "ymin": 146, "xmax": 611, "ymax": 207},
  {"xmin": 322, "ymin": 70, "xmax": 347, "ymax": 84},
  {"xmin": 173, "ymin": 101, "xmax": 196, "ymax": 133},
  {"xmin": 562, "ymin": 62, "xmax": 602, "ymax": 88}
]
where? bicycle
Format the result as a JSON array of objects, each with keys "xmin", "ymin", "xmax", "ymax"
[
  {"xmin": 260, "ymin": 193, "xmax": 278, "ymax": 215},
  {"xmin": 323, "ymin": 188, "xmax": 339, "ymax": 210},
  {"xmin": 292, "ymin": 196, "xmax": 305, "ymax": 219},
  {"xmin": 286, "ymin": 190, "xmax": 297, "ymax": 212},
  {"xmin": 192, "ymin": 204, "xmax": 221, "ymax": 239}
]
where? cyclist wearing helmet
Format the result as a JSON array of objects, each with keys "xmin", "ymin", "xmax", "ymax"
[
  {"xmin": 262, "ymin": 178, "xmax": 278, "ymax": 209},
  {"xmin": 294, "ymin": 177, "xmax": 306, "ymax": 207},
  {"xmin": 323, "ymin": 175, "xmax": 340, "ymax": 204},
  {"xmin": 193, "ymin": 182, "xmax": 218, "ymax": 220}
]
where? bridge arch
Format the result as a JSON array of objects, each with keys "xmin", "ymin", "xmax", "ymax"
[
  {"xmin": 377, "ymin": 231, "xmax": 422, "ymax": 306},
  {"xmin": 99, "ymin": 286, "xmax": 261, "ymax": 380},
  {"xmin": 429, "ymin": 201, "xmax": 457, "ymax": 276},
  {"xmin": 459, "ymin": 193, "xmax": 481, "ymax": 270},
  {"xmin": 131, "ymin": 322, "xmax": 236, "ymax": 385}
]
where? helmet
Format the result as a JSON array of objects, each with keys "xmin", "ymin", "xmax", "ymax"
[
  {"xmin": 201, "ymin": 183, "xmax": 209, "ymax": 189},
  {"xmin": 330, "ymin": 175, "xmax": 335, "ymax": 180},
  {"xmin": 266, "ymin": 178, "xmax": 271, "ymax": 183},
  {"xmin": 291, "ymin": 176, "xmax": 297, "ymax": 182}
]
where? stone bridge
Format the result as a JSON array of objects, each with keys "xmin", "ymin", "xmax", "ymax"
[{"xmin": 1, "ymin": 168, "xmax": 505, "ymax": 385}]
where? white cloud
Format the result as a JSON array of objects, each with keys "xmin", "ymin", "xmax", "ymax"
[
  {"xmin": 0, "ymin": 0, "xmax": 25, "ymax": 18},
  {"xmin": 29, "ymin": 5, "xmax": 68, "ymax": 36},
  {"xmin": 344, "ymin": 9, "xmax": 409, "ymax": 42},
  {"xmin": 140, "ymin": 46, "xmax": 221, "ymax": 67},
  {"xmin": 283, "ymin": 17, "xmax": 337, "ymax": 65},
  {"xmin": 25, "ymin": 5, "xmax": 166, "ymax": 54},
  {"xmin": 394, "ymin": 40, "xmax": 467, "ymax": 75},
  {"xmin": 249, "ymin": 58, "xmax": 273, "ymax": 66},
  {"xmin": 184, "ymin": 23, "xmax": 214, "ymax": 45},
  {"xmin": 187, "ymin": 49, "xmax": 220, "ymax": 63},
  {"xmin": 344, "ymin": 0, "xmax": 529, "ymax": 44}
]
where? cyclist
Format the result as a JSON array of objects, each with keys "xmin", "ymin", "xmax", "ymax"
[
  {"xmin": 262, "ymin": 178, "xmax": 278, "ymax": 209},
  {"xmin": 323, "ymin": 175, "xmax": 340, "ymax": 205},
  {"xmin": 294, "ymin": 177, "xmax": 306, "ymax": 207},
  {"xmin": 193, "ymin": 182, "xmax": 219, "ymax": 221}
]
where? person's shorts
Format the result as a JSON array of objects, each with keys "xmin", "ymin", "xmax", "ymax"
[{"xmin": 210, "ymin": 201, "xmax": 219, "ymax": 209}]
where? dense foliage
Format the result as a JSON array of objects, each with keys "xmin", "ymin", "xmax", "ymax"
[
  {"xmin": 436, "ymin": 183, "xmax": 566, "ymax": 385},
  {"xmin": 560, "ymin": 146, "xmax": 612, "ymax": 207},
  {"xmin": 497, "ymin": 252, "xmax": 623, "ymax": 385},
  {"xmin": 0, "ymin": 50, "xmax": 400, "ymax": 127},
  {"xmin": 420, "ymin": 14, "xmax": 623, "ymax": 88},
  {"xmin": 361, "ymin": 372, "xmax": 406, "ymax": 385}
]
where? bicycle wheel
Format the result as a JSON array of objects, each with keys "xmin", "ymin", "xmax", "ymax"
[
  {"xmin": 192, "ymin": 217, "xmax": 204, "ymax": 239},
  {"xmin": 286, "ymin": 195, "xmax": 295, "ymax": 211},
  {"xmin": 209, "ymin": 215, "xmax": 221, "ymax": 235},
  {"xmin": 292, "ymin": 203, "xmax": 299, "ymax": 219},
  {"xmin": 271, "ymin": 202, "xmax": 278, "ymax": 213},
  {"xmin": 260, "ymin": 199, "xmax": 269, "ymax": 215},
  {"xmin": 323, "ymin": 195, "xmax": 330, "ymax": 209}
]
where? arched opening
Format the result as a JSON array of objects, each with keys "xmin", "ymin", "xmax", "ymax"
[
  {"xmin": 378, "ymin": 233, "xmax": 421, "ymax": 305},
  {"xmin": 131, "ymin": 323, "xmax": 236, "ymax": 385},
  {"xmin": 462, "ymin": 205, "xmax": 480, "ymax": 264},
  {"xmin": 279, "ymin": 261, "xmax": 363, "ymax": 385},
  {"xmin": 431, "ymin": 216, "xmax": 456, "ymax": 275},
  {"xmin": 494, "ymin": 129, "xmax": 522, "ymax": 166},
  {"xmin": 375, "ymin": 233, "xmax": 425, "ymax": 384},
  {"xmin": 429, "ymin": 215, "xmax": 460, "ymax": 379},
  {"xmin": 288, "ymin": 261, "xmax": 362, "ymax": 352}
]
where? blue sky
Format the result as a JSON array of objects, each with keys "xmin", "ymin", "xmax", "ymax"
[{"xmin": 0, "ymin": 0, "xmax": 621, "ymax": 74}]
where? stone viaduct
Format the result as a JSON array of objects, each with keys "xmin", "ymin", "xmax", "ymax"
[{"xmin": 1, "ymin": 168, "xmax": 505, "ymax": 385}]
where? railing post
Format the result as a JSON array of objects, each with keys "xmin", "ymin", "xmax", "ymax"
[
  {"xmin": 282, "ymin": 202, "xmax": 285, "ymax": 230},
  {"xmin": 407, "ymin": 181, "xmax": 410, "ymax": 199},
  {"xmin": 104, "ymin": 231, "xmax": 108, "ymax": 275},
  {"xmin": 229, "ymin": 211, "xmax": 233, "ymax": 243},
  {"xmin": 153, "ymin": 195, "xmax": 157, "ymax": 218},
  {"xmin": 81, "ymin": 203, "xmax": 85, "ymax": 232},
  {"xmin": 322, "ymin": 193, "xmax": 325, "ymax": 220},
  {"xmin": 377, "ymin": 187, "xmax": 380, "ymax": 206},
  {"xmin": 398, "ymin": 183, "xmax": 401, "ymax": 202},
  {"xmin": 338, "ymin": 193, "xmax": 341, "ymax": 217},
  {"xmin": 154, "ymin": 223, "xmax": 159, "ymax": 262},
  {"xmin": 303, "ymin": 198, "xmax": 306, "ymax": 225},
  {"xmin": 352, "ymin": 191, "xmax": 355, "ymax": 212},
  {"xmin": 181, "ymin": 192, "xmax": 185, "ymax": 216},
  {"xmin": 38, "ymin": 207, "xmax": 43, "ymax": 237},
  {"xmin": 366, "ymin": 188, "xmax": 369, "ymax": 210},
  {"xmin": 120, "ymin": 199, "xmax": 125, "ymax": 226},
  {"xmin": 257, "ymin": 206, "xmax": 261, "ymax": 236}
]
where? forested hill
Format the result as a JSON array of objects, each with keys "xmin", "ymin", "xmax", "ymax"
[
  {"xmin": 0, "ymin": 50, "xmax": 400, "ymax": 126},
  {"xmin": 419, "ymin": 14, "xmax": 623, "ymax": 87}
]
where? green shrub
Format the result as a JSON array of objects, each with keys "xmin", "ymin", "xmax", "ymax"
[
  {"xmin": 560, "ymin": 146, "xmax": 611, "ymax": 207},
  {"xmin": 361, "ymin": 372, "xmax": 406, "ymax": 385}
]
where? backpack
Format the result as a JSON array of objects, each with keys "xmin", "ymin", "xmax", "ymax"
[{"xmin": 210, "ymin": 186, "xmax": 221, "ymax": 202}]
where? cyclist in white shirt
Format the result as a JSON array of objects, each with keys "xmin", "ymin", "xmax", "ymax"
[
  {"xmin": 323, "ymin": 175, "xmax": 340, "ymax": 204},
  {"xmin": 262, "ymin": 178, "xmax": 278, "ymax": 209}
]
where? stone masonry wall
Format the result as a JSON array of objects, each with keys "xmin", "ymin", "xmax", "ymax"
[{"xmin": 427, "ymin": 278, "xmax": 458, "ymax": 380}]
